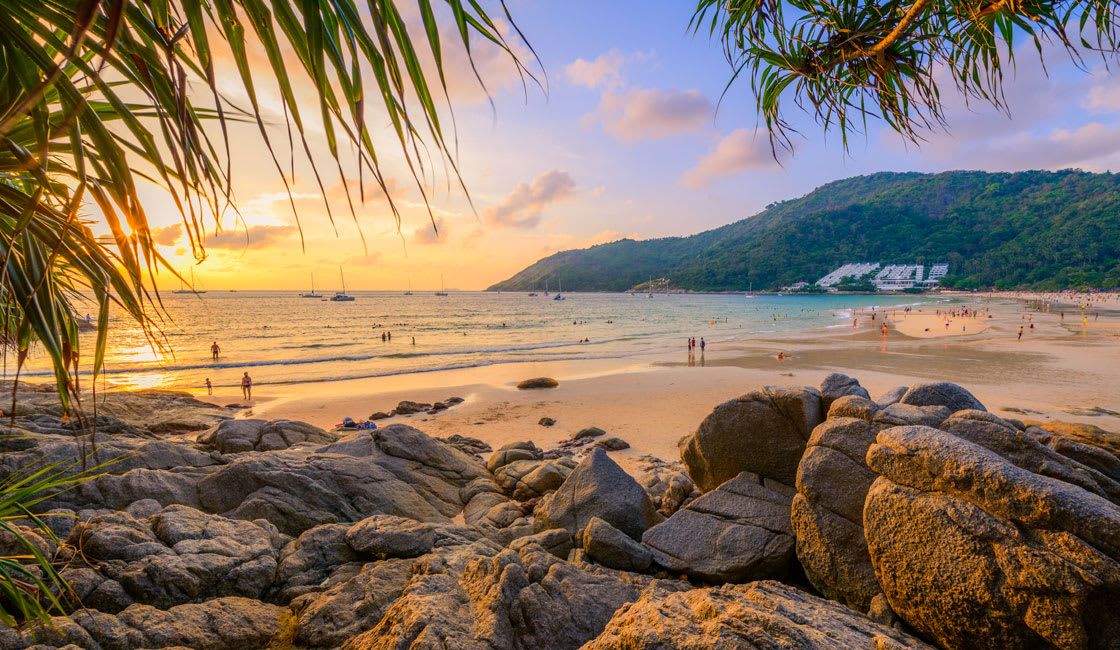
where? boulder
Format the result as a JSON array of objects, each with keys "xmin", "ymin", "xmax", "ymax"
[
  {"xmin": 335, "ymin": 541, "xmax": 680, "ymax": 650},
  {"xmin": 509, "ymin": 529, "xmax": 573, "ymax": 559},
  {"xmin": 197, "ymin": 451, "xmax": 447, "ymax": 537},
  {"xmin": 318, "ymin": 424, "xmax": 491, "ymax": 517},
  {"xmin": 594, "ymin": 437, "xmax": 630, "ymax": 451},
  {"xmin": 293, "ymin": 558, "xmax": 416, "ymax": 648},
  {"xmin": 572, "ymin": 426, "xmax": 606, "ymax": 440},
  {"xmin": 394, "ymin": 400, "xmax": 432, "ymax": 414},
  {"xmin": 275, "ymin": 523, "xmax": 361, "ymax": 602},
  {"xmin": 0, "ymin": 597, "xmax": 286, "ymax": 650},
  {"xmin": 819, "ymin": 373, "xmax": 870, "ymax": 411},
  {"xmin": 642, "ymin": 471, "xmax": 795, "ymax": 583},
  {"xmin": 438, "ymin": 434, "xmax": 491, "ymax": 458},
  {"xmin": 538, "ymin": 417, "xmax": 557, "ymax": 427},
  {"xmin": 196, "ymin": 418, "xmax": 336, "ymax": 453},
  {"xmin": 790, "ymin": 416, "xmax": 883, "ymax": 611},
  {"xmin": 345, "ymin": 514, "xmax": 436, "ymax": 557},
  {"xmin": 582, "ymin": 581, "xmax": 935, "ymax": 650},
  {"xmin": 487, "ymin": 442, "xmax": 542, "ymax": 473},
  {"xmin": 580, "ymin": 517, "xmax": 652, "ymax": 572},
  {"xmin": 899, "ymin": 381, "xmax": 986, "ymax": 412},
  {"xmin": 534, "ymin": 448, "xmax": 663, "ymax": 540},
  {"xmin": 680, "ymin": 385, "xmax": 823, "ymax": 491},
  {"xmin": 942, "ymin": 410, "xmax": 1120, "ymax": 504},
  {"xmin": 864, "ymin": 425, "xmax": 1120, "ymax": 650},
  {"xmin": 875, "ymin": 385, "xmax": 909, "ymax": 407},
  {"xmin": 493, "ymin": 457, "xmax": 575, "ymax": 501},
  {"xmin": 369, "ymin": 411, "xmax": 391, "ymax": 420},
  {"xmin": 517, "ymin": 377, "xmax": 559, "ymax": 389},
  {"xmin": 59, "ymin": 505, "xmax": 278, "ymax": 613}
]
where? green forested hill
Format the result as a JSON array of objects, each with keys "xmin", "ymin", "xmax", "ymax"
[{"xmin": 488, "ymin": 170, "xmax": 1120, "ymax": 291}]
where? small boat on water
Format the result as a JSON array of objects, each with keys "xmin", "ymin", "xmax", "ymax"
[
  {"xmin": 172, "ymin": 268, "xmax": 206, "ymax": 294},
  {"xmin": 528, "ymin": 292, "xmax": 538, "ymax": 296},
  {"xmin": 300, "ymin": 273, "xmax": 322, "ymax": 298},
  {"xmin": 435, "ymin": 273, "xmax": 448, "ymax": 296},
  {"xmin": 330, "ymin": 266, "xmax": 356, "ymax": 301},
  {"xmin": 404, "ymin": 278, "xmax": 413, "ymax": 296},
  {"xmin": 553, "ymin": 279, "xmax": 565, "ymax": 300}
]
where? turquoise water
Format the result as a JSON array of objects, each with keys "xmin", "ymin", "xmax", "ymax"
[{"xmin": 19, "ymin": 291, "xmax": 951, "ymax": 390}]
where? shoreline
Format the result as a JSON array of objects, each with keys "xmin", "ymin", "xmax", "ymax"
[{"xmin": 183, "ymin": 294, "xmax": 1120, "ymax": 476}]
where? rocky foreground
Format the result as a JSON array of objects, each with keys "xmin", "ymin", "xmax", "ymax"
[{"xmin": 0, "ymin": 376, "xmax": 1117, "ymax": 650}]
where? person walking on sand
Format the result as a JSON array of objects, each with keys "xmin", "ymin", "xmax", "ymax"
[
  {"xmin": 205, "ymin": 378, "xmax": 212, "ymax": 395},
  {"xmin": 700, "ymin": 337, "xmax": 706, "ymax": 353},
  {"xmin": 241, "ymin": 372, "xmax": 253, "ymax": 401},
  {"xmin": 1017, "ymin": 326, "xmax": 1024, "ymax": 341},
  {"xmin": 210, "ymin": 341, "xmax": 221, "ymax": 361}
]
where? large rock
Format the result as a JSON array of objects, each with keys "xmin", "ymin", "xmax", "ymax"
[
  {"xmin": 819, "ymin": 373, "xmax": 870, "ymax": 412},
  {"xmin": 297, "ymin": 535, "xmax": 683, "ymax": 650},
  {"xmin": 0, "ymin": 597, "xmax": 284, "ymax": 650},
  {"xmin": 680, "ymin": 386, "xmax": 823, "ymax": 491},
  {"xmin": 791, "ymin": 415, "xmax": 883, "ymax": 611},
  {"xmin": 642, "ymin": 471, "xmax": 795, "ymax": 583},
  {"xmin": 58, "ymin": 505, "xmax": 279, "ymax": 613},
  {"xmin": 345, "ymin": 514, "xmax": 436, "ymax": 557},
  {"xmin": 275, "ymin": 523, "xmax": 362, "ymax": 603},
  {"xmin": 942, "ymin": 410, "xmax": 1120, "ymax": 504},
  {"xmin": 534, "ymin": 448, "xmax": 663, "ymax": 540},
  {"xmin": 580, "ymin": 517, "xmax": 652, "ymax": 572},
  {"xmin": 494, "ymin": 457, "xmax": 575, "ymax": 501},
  {"xmin": 898, "ymin": 381, "xmax": 986, "ymax": 413},
  {"xmin": 582, "ymin": 580, "xmax": 936, "ymax": 650},
  {"xmin": 318, "ymin": 424, "xmax": 491, "ymax": 516},
  {"xmin": 517, "ymin": 377, "xmax": 559, "ymax": 389},
  {"xmin": 197, "ymin": 451, "xmax": 447, "ymax": 537},
  {"xmin": 197, "ymin": 424, "xmax": 487, "ymax": 536},
  {"xmin": 864, "ymin": 425, "xmax": 1120, "ymax": 650},
  {"xmin": 197, "ymin": 418, "xmax": 336, "ymax": 453}
]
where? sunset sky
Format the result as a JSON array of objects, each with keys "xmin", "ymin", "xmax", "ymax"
[{"xmin": 137, "ymin": 0, "xmax": 1120, "ymax": 291}]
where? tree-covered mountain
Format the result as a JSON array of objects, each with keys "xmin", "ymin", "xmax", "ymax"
[{"xmin": 488, "ymin": 170, "xmax": 1120, "ymax": 292}]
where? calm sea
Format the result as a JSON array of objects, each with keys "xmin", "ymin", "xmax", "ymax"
[{"xmin": 18, "ymin": 291, "xmax": 951, "ymax": 390}]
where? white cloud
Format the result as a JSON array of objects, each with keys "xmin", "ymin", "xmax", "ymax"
[
  {"xmin": 565, "ymin": 50, "xmax": 627, "ymax": 90},
  {"xmin": 483, "ymin": 170, "xmax": 578, "ymax": 228},
  {"xmin": 680, "ymin": 129, "xmax": 781, "ymax": 188},
  {"xmin": 411, "ymin": 217, "xmax": 447, "ymax": 245},
  {"xmin": 592, "ymin": 88, "xmax": 713, "ymax": 143},
  {"xmin": 151, "ymin": 223, "xmax": 182, "ymax": 246},
  {"xmin": 204, "ymin": 225, "xmax": 298, "ymax": 250}
]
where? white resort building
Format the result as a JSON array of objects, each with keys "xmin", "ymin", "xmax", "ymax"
[{"xmin": 814, "ymin": 262, "xmax": 950, "ymax": 291}]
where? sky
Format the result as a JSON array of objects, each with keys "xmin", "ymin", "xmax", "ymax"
[{"xmin": 132, "ymin": 0, "xmax": 1120, "ymax": 291}]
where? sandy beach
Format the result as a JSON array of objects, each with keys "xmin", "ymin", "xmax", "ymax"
[{"xmin": 192, "ymin": 294, "xmax": 1120, "ymax": 475}]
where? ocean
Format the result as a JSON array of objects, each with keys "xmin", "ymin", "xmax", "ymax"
[{"xmin": 18, "ymin": 291, "xmax": 953, "ymax": 391}]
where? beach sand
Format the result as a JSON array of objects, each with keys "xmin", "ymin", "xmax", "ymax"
[
  {"xmin": 200, "ymin": 295, "xmax": 1120, "ymax": 476},
  {"xmin": 889, "ymin": 312, "xmax": 991, "ymax": 338}
]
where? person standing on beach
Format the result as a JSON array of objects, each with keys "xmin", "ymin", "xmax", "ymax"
[
  {"xmin": 388, "ymin": 331, "xmax": 392, "ymax": 342},
  {"xmin": 700, "ymin": 338, "xmax": 706, "ymax": 353},
  {"xmin": 211, "ymin": 341, "xmax": 221, "ymax": 360},
  {"xmin": 205, "ymin": 378, "xmax": 212, "ymax": 395},
  {"xmin": 241, "ymin": 372, "xmax": 253, "ymax": 401}
]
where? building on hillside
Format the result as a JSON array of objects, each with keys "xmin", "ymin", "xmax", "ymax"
[
  {"xmin": 814, "ymin": 262, "xmax": 950, "ymax": 291},
  {"xmin": 816, "ymin": 262, "xmax": 881, "ymax": 288}
]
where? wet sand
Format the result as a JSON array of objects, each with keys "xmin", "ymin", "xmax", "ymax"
[{"xmin": 202, "ymin": 295, "xmax": 1120, "ymax": 472}]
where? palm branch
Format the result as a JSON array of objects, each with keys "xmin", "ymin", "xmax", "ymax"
[{"xmin": 0, "ymin": 0, "xmax": 535, "ymax": 414}]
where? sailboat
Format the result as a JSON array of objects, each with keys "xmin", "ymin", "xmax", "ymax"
[
  {"xmin": 172, "ymin": 268, "xmax": 206, "ymax": 294},
  {"xmin": 300, "ymin": 273, "xmax": 322, "ymax": 298},
  {"xmin": 404, "ymin": 278, "xmax": 413, "ymax": 296},
  {"xmin": 435, "ymin": 273, "xmax": 448, "ymax": 296},
  {"xmin": 648, "ymin": 275, "xmax": 653, "ymax": 299},
  {"xmin": 544, "ymin": 280, "xmax": 549, "ymax": 297},
  {"xmin": 552, "ymin": 279, "xmax": 565, "ymax": 300},
  {"xmin": 330, "ymin": 266, "xmax": 356, "ymax": 301}
]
